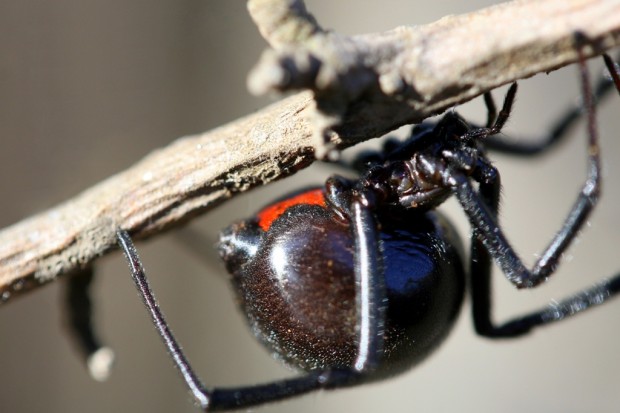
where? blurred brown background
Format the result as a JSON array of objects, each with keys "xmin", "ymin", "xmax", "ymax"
[{"xmin": 1, "ymin": 1, "xmax": 619, "ymax": 412}]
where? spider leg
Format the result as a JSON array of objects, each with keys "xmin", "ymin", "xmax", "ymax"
[
  {"xmin": 603, "ymin": 53, "xmax": 620, "ymax": 91},
  {"xmin": 449, "ymin": 48, "xmax": 602, "ymax": 289},
  {"xmin": 116, "ymin": 205, "xmax": 385, "ymax": 411},
  {"xmin": 116, "ymin": 230, "xmax": 210, "ymax": 409},
  {"xmin": 484, "ymin": 53, "xmax": 619, "ymax": 156},
  {"xmin": 452, "ymin": 162, "xmax": 598, "ymax": 289},
  {"xmin": 64, "ymin": 267, "xmax": 115, "ymax": 381},
  {"xmin": 461, "ymin": 82, "xmax": 518, "ymax": 141},
  {"xmin": 483, "ymin": 91, "xmax": 497, "ymax": 128},
  {"xmin": 468, "ymin": 160, "xmax": 620, "ymax": 337},
  {"xmin": 349, "ymin": 197, "xmax": 386, "ymax": 371},
  {"xmin": 474, "ymin": 265, "xmax": 620, "ymax": 338}
]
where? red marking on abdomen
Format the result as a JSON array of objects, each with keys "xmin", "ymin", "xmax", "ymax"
[{"xmin": 257, "ymin": 188, "xmax": 325, "ymax": 231}]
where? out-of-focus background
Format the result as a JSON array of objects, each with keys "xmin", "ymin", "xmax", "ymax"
[{"xmin": 1, "ymin": 1, "xmax": 619, "ymax": 412}]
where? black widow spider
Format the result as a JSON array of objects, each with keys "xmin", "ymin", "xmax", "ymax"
[{"xmin": 109, "ymin": 48, "xmax": 620, "ymax": 411}]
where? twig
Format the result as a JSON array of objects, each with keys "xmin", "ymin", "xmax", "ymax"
[
  {"xmin": 1, "ymin": 0, "xmax": 619, "ymax": 301},
  {"xmin": 248, "ymin": 0, "xmax": 620, "ymax": 157}
]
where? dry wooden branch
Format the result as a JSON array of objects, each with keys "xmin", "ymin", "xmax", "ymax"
[
  {"xmin": 248, "ymin": 0, "xmax": 620, "ymax": 157},
  {"xmin": 1, "ymin": 0, "xmax": 619, "ymax": 302}
]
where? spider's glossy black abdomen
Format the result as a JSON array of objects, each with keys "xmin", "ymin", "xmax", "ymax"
[{"xmin": 218, "ymin": 193, "xmax": 465, "ymax": 381}]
